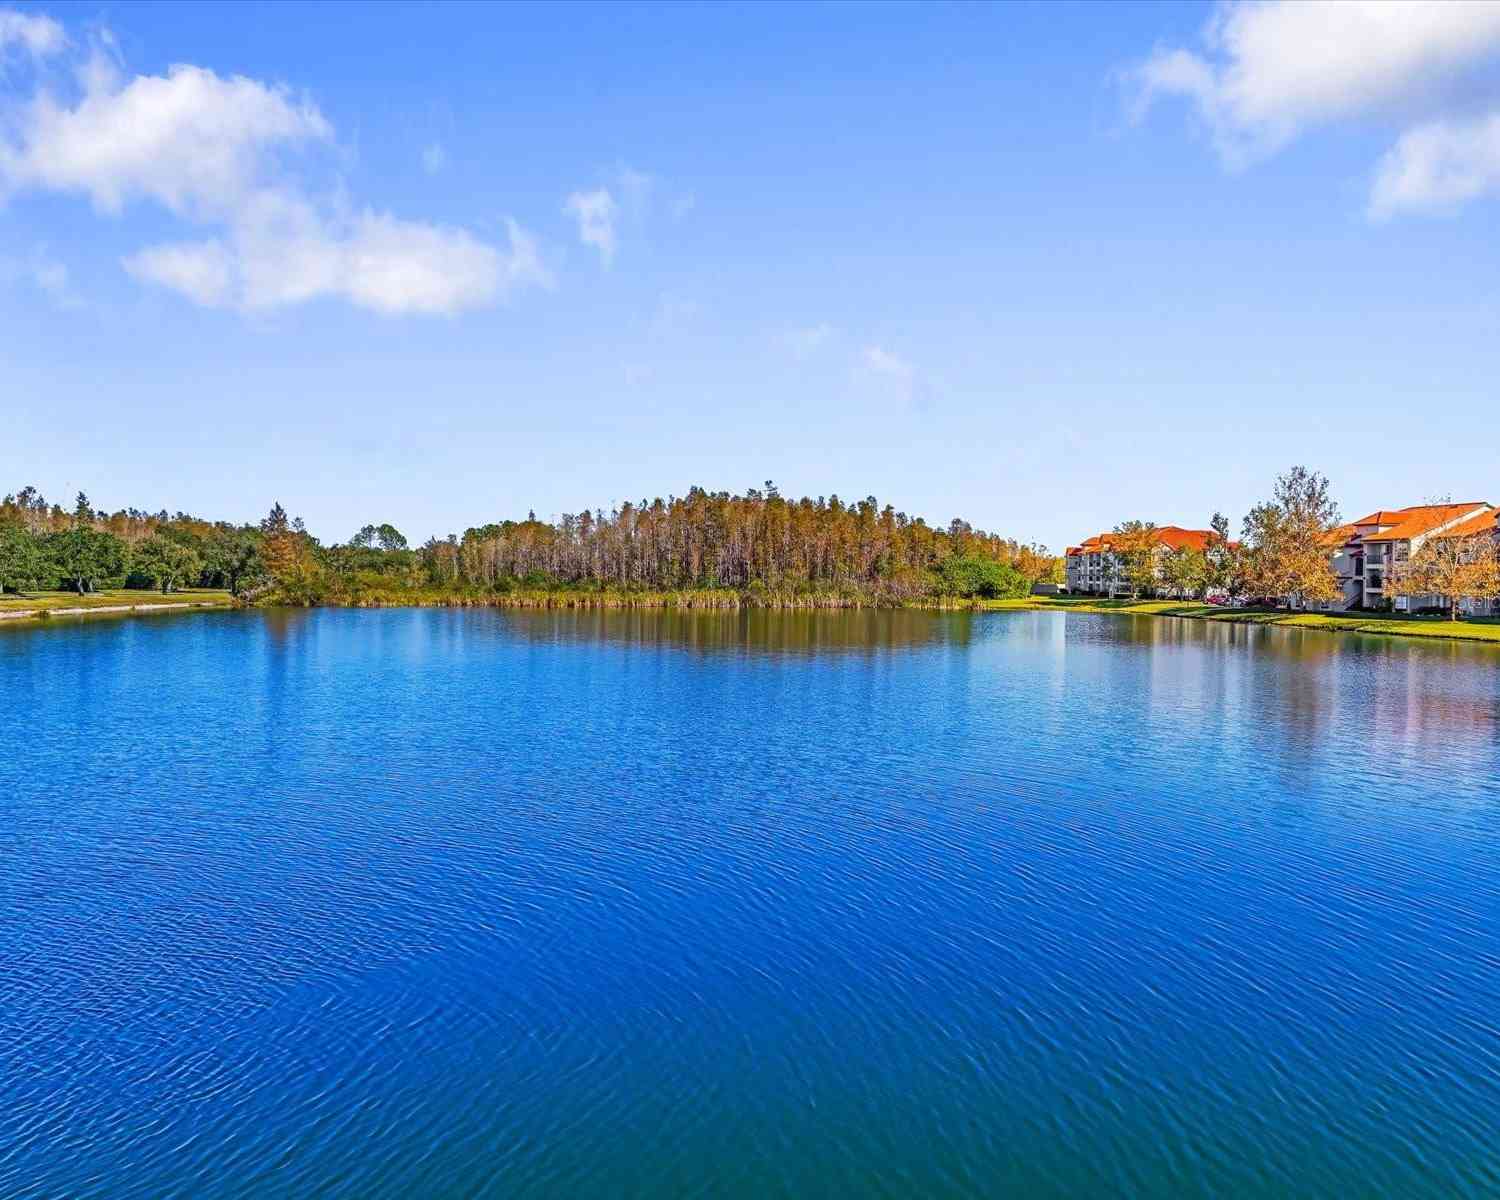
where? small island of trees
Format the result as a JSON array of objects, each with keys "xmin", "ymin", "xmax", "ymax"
[{"xmin": 0, "ymin": 483, "xmax": 1063, "ymax": 609}]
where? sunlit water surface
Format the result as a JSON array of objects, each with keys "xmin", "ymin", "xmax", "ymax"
[{"xmin": 2, "ymin": 608, "xmax": 1498, "ymax": 1198}]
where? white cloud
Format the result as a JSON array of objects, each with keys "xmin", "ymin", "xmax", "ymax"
[
  {"xmin": 421, "ymin": 142, "xmax": 446, "ymax": 175},
  {"xmin": 561, "ymin": 164, "xmax": 689, "ymax": 267},
  {"xmin": 1132, "ymin": 1, "xmax": 1500, "ymax": 165},
  {"xmin": 1130, "ymin": 1, "xmax": 1500, "ymax": 217},
  {"xmin": 126, "ymin": 210, "xmax": 551, "ymax": 314},
  {"xmin": 0, "ymin": 8, "xmax": 65, "ymax": 58},
  {"xmin": 1370, "ymin": 113, "xmax": 1500, "ymax": 218},
  {"xmin": 563, "ymin": 186, "xmax": 617, "ymax": 266},
  {"xmin": 0, "ymin": 28, "xmax": 546, "ymax": 314},
  {"xmin": 1, "ymin": 62, "xmax": 332, "ymax": 215},
  {"xmin": 123, "ymin": 239, "xmax": 234, "ymax": 306},
  {"xmin": 863, "ymin": 345, "xmax": 914, "ymax": 380}
]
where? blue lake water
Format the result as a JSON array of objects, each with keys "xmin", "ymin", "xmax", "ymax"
[{"xmin": 2, "ymin": 607, "xmax": 1498, "ymax": 1198}]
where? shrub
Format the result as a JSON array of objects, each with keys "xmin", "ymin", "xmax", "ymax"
[{"xmin": 938, "ymin": 557, "xmax": 1029, "ymax": 599}]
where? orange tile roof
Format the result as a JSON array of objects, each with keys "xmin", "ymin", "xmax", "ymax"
[
  {"xmin": 1154, "ymin": 526, "xmax": 1214, "ymax": 552},
  {"xmin": 1351, "ymin": 510, "xmax": 1410, "ymax": 528},
  {"xmin": 1358, "ymin": 503, "xmax": 1490, "ymax": 542},
  {"xmin": 1438, "ymin": 508, "xmax": 1498, "ymax": 539},
  {"xmin": 1067, "ymin": 526, "xmax": 1219, "ymax": 555}
]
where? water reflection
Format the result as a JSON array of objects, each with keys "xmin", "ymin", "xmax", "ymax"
[
  {"xmin": 4, "ymin": 604, "xmax": 1500, "ymax": 1199},
  {"xmin": 494, "ymin": 606, "xmax": 986, "ymax": 656},
  {"xmin": 1075, "ymin": 611, "xmax": 1500, "ymax": 802}
]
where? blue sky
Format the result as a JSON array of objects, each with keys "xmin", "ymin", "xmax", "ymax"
[{"xmin": 3, "ymin": 1, "xmax": 1498, "ymax": 551}]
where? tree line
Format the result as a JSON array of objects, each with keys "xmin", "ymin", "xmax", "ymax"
[{"xmin": 1, "ymin": 483, "xmax": 1064, "ymax": 606}]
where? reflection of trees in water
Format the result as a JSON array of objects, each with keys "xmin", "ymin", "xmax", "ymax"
[
  {"xmin": 1106, "ymin": 612, "xmax": 1500, "ymax": 750},
  {"xmin": 495, "ymin": 607, "xmax": 979, "ymax": 656},
  {"xmin": 253, "ymin": 606, "xmax": 1497, "ymax": 740},
  {"xmin": 1358, "ymin": 640, "xmax": 1500, "ymax": 747}
]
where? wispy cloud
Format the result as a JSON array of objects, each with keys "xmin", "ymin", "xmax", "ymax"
[
  {"xmin": 562, "ymin": 164, "xmax": 692, "ymax": 267},
  {"xmin": 421, "ymin": 142, "xmax": 447, "ymax": 175},
  {"xmin": 0, "ymin": 16, "xmax": 549, "ymax": 314},
  {"xmin": 0, "ymin": 8, "xmax": 65, "ymax": 59},
  {"xmin": 1127, "ymin": 0, "xmax": 1500, "ymax": 216},
  {"xmin": 563, "ymin": 187, "xmax": 617, "ymax": 266},
  {"xmin": 1370, "ymin": 113, "xmax": 1500, "ymax": 219},
  {"xmin": 859, "ymin": 344, "xmax": 921, "ymax": 406}
]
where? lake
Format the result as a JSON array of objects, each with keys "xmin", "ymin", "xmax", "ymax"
[{"xmin": 2, "ymin": 607, "xmax": 1498, "ymax": 1198}]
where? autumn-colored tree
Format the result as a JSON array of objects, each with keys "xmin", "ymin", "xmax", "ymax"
[
  {"xmin": 259, "ymin": 503, "xmax": 300, "ymax": 581},
  {"xmin": 437, "ymin": 486, "xmax": 1041, "ymax": 598},
  {"xmin": 1110, "ymin": 521, "xmax": 1160, "ymax": 598},
  {"xmin": 256, "ymin": 503, "xmax": 322, "ymax": 600},
  {"xmin": 1390, "ymin": 525, "xmax": 1500, "ymax": 621},
  {"xmin": 5, "ymin": 480, "xmax": 1058, "ymax": 607},
  {"xmin": 1161, "ymin": 547, "xmax": 1209, "ymax": 599},
  {"xmin": 1240, "ymin": 467, "xmax": 1340, "ymax": 607}
]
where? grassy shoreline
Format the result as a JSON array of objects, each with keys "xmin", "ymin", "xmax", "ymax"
[
  {"xmin": 982, "ymin": 595, "xmax": 1500, "ymax": 644},
  {"xmin": 0, "ymin": 589, "xmax": 236, "ymax": 622}
]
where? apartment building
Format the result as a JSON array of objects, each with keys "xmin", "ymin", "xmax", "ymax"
[
  {"xmin": 1063, "ymin": 526, "xmax": 1216, "ymax": 598},
  {"xmin": 1316, "ymin": 502, "xmax": 1496, "ymax": 614},
  {"xmin": 1066, "ymin": 504, "xmax": 1498, "ymax": 614}
]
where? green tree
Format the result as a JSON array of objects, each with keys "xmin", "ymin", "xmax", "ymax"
[
  {"xmin": 203, "ymin": 527, "xmax": 262, "ymax": 596},
  {"xmin": 47, "ymin": 528, "xmax": 127, "ymax": 594},
  {"xmin": 350, "ymin": 523, "xmax": 409, "ymax": 552},
  {"xmin": 939, "ymin": 556, "xmax": 1029, "ymax": 599},
  {"xmin": 376, "ymin": 524, "xmax": 407, "ymax": 552},
  {"xmin": 1205, "ymin": 511, "xmax": 1242, "ymax": 598},
  {"xmin": 133, "ymin": 534, "xmax": 202, "ymax": 594},
  {"xmin": 0, "ymin": 525, "xmax": 45, "ymax": 594}
]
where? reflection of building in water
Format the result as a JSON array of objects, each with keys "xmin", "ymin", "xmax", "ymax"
[{"xmin": 1097, "ymin": 616, "xmax": 1499, "ymax": 783}]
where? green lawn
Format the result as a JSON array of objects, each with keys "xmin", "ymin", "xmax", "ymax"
[
  {"xmin": 0, "ymin": 588, "xmax": 234, "ymax": 617},
  {"xmin": 984, "ymin": 595, "xmax": 1500, "ymax": 644}
]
